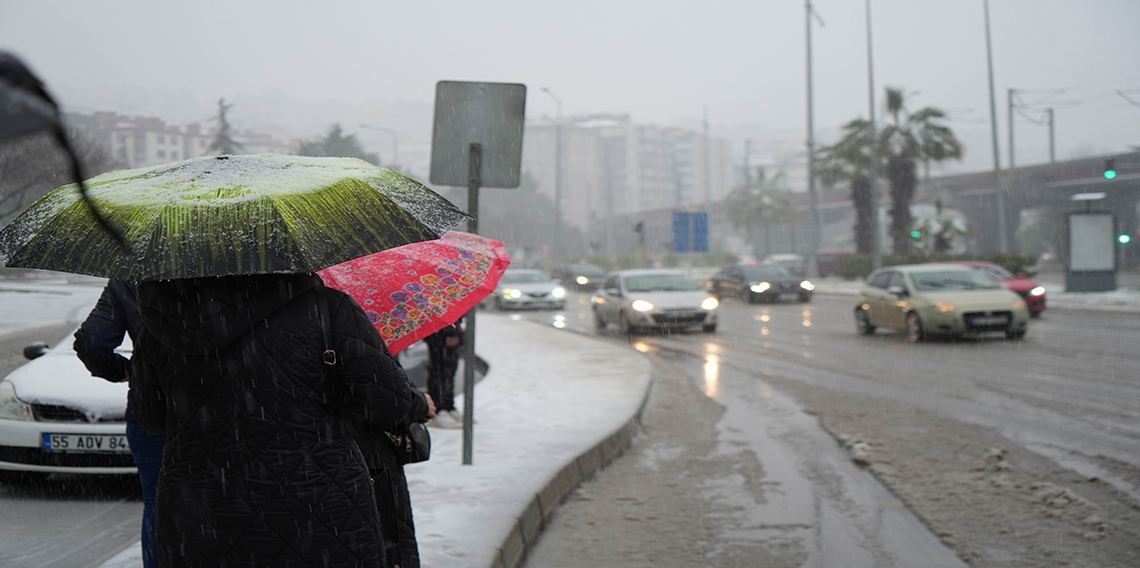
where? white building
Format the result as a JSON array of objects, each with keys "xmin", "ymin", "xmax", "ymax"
[{"xmin": 521, "ymin": 114, "xmax": 731, "ymax": 233}]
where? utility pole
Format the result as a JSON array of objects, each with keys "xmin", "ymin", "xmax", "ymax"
[
  {"xmin": 743, "ymin": 139, "xmax": 752, "ymax": 184},
  {"xmin": 983, "ymin": 0, "xmax": 1009, "ymax": 253},
  {"xmin": 865, "ymin": 0, "xmax": 882, "ymax": 269},
  {"xmin": 805, "ymin": 0, "xmax": 824, "ymax": 278},
  {"xmin": 703, "ymin": 105, "xmax": 711, "ymax": 208},
  {"xmin": 1047, "ymin": 108, "xmax": 1055, "ymax": 163}
]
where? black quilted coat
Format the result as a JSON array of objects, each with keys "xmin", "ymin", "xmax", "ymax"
[{"xmin": 130, "ymin": 273, "xmax": 428, "ymax": 568}]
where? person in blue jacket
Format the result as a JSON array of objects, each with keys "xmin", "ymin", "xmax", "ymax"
[{"xmin": 73, "ymin": 279, "xmax": 165, "ymax": 568}]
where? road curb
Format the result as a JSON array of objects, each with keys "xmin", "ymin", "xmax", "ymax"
[{"xmin": 490, "ymin": 357, "xmax": 653, "ymax": 568}]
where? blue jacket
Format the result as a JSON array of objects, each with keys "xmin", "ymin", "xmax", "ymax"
[{"xmin": 74, "ymin": 279, "xmax": 140, "ymax": 383}]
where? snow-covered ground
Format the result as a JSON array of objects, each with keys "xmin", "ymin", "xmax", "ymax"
[{"xmin": 99, "ymin": 312, "xmax": 652, "ymax": 568}]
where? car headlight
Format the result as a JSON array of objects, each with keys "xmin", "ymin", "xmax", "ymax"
[
  {"xmin": 701, "ymin": 297, "xmax": 719, "ymax": 310},
  {"xmin": 0, "ymin": 381, "xmax": 33, "ymax": 421},
  {"xmin": 631, "ymin": 300, "xmax": 655, "ymax": 312},
  {"xmin": 751, "ymin": 282, "xmax": 771, "ymax": 293},
  {"xmin": 503, "ymin": 289, "xmax": 521, "ymax": 299},
  {"xmin": 936, "ymin": 301, "xmax": 956, "ymax": 312},
  {"xmin": 799, "ymin": 280, "xmax": 815, "ymax": 291},
  {"xmin": 1029, "ymin": 286, "xmax": 1045, "ymax": 297},
  {"xmin": 1013, "ymin": 299, "xmax": 1027, "ymax": 310},
  {"xmin": 576, "ymin": 276, "xmax": 589, "ymax": 285},
  {"xmin": 552, "ymin": 287, "xmax": 566, "ymax": 298}
]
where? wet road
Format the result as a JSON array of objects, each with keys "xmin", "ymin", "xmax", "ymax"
[
  {"xmin": 513, "ymin": 291, "xmax": 1140, "ymax": 500},
  {"xmin": 513, "ymin": 290, "xmax": 1140, "ymax": 566}
]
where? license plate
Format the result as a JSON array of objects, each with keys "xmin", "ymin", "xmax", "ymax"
[
  {"xmin": 779, "ymin": 293, "xmax": 800, "ymax": 301},
  {"xmin": 970, "ymin": 316, "xmax": 1008, "ymax": 326},
  {"xmin": 42, "ymin": 433, "xmax": 131, "ymax": 453}
]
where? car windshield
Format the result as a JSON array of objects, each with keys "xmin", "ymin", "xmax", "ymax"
[
  {"xmin": 910, "ymin": 270, "xmax": 1003, "ymax": 291},
  {"xmin": 624, "ymin": 274, "xmax": 700, "ymax": 292},
  {"xmin": 500, "ymin": 272, "xmax": 552, "ymax": 284},
  {"xmin": 976, "ymin": 264, "xmax": 1014, "ymax": 280},
  {"xmin": 741, "ymin": 265, "xmax": 792, "ymax": 280}
]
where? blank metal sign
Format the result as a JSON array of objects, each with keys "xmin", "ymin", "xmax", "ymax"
[{"xmin": 430, "ymin": 81, "xmax": 526, "ymax": 189}]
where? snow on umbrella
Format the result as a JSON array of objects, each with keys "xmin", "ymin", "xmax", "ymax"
[
  {"xmin": 318, "ymin": 231, "xmax": 509, "ymax": 354},
  {"xmin": 0, "ymin": 154, "xmax": 470, "ymax": 281}
]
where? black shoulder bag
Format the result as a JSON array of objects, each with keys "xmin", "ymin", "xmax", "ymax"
[{"xmin": 316, "ymin": 291, "xmax": 430, "ymax": 465}]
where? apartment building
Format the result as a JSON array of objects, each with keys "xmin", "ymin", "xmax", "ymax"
[{"xmin": 65, "ymin": 111, "xmax": 297, "ymax": 169}]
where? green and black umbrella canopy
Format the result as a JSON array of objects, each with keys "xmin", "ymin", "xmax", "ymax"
[{"xmin": 0, "ymin": 154, "xmax": 471, "ymax": 281}]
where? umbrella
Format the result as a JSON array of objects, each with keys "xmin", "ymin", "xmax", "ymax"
[
  {"xmin": 318, "ymin": 231, "xmax": 509, "ymax": 354},
  {"xmin": 0, "ymin": 154, "xmax": 470, "ymax": 281}
]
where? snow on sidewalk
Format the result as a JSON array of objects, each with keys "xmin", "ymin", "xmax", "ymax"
[{"xmin": 99, "ymin": 312, "xmax": 652, "ymax": 568}]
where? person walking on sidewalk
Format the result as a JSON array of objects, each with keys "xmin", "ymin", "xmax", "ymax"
[
  {"xmin": 129, "ymin": 273, "xmax": 433, "ymax": 568},
  {"xmin": 425, "ymin": 320, "xmax": 464, "ymax": 428},
  {"xmin": 73, "ymin": 279, "xmax": 165, "ymax": 568}
]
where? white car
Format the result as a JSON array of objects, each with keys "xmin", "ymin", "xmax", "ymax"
[
  {"xmin": 591, "ymin": 269, "xmax": 718, "ymax": 334},
  {"xmin": 0, "ymin": 333, "xmax": 134, "ymax": 483},
  {"xmin": 490, "ymin": 269, "xmax": 566, "ymax": 310}
]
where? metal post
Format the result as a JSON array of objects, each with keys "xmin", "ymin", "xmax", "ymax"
[
  {"xmin": 865, "ymin": 0, "xmax": 882, "ymax": 268},
  {"xmin": 704, "ymin": 105, "xmax": 711, "ymax": 207},
  {"xmin": 984, "ymin": 0, "xmax": 1009, "ymax": 253},
  {"xmin": 743, "ymin": 140, "xmax": 751, "ymax": 184},
  {"xmin": 462, "ymin": 143, "xmax": 481, "ymax": 465},
  {"xmin": 805, "ymin": 0, "xmax": 822, "ymax": 278},
  {"xmin": 1047, "ymin": 108, "xmax": 1055, "ymax": 164},
  {"xmin": 1008, "ymin": 89, "xmax": 1016, "ymax": 172}
]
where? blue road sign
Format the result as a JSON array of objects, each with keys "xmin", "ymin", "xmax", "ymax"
[{"xmin": 672, "ymin": 211, "xmax": 709, "ymax": 253}]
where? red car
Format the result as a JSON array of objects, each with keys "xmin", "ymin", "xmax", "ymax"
[{"xmin": 959, "ymin": 261, "xmax": 1046, "ymax": 317}]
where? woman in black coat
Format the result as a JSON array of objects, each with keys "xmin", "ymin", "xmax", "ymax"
[{"xmin": 129, "ymin": 273, "xmax": 432, "ymax": 568}]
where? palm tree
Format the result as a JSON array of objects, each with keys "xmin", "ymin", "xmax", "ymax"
[
  {"xmin": 880, "ymin": 88, "xmax": 963, "ymax": 253},
  {"xmin": 725, "ymin": 167, "xmax": 796, "ymax": 258},
  {"xmin": 816, "ymin": 119, "xmax": 876, "ymax": 254}
]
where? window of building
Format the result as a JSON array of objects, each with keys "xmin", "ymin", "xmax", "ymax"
[
  {"xmin": 199, "ymin": 140, "xmax": 205, "ymax": 148},
  {"xmin": 157, "ymin": 135, "xmax": 165, "ymax": 144},
  {"xmin": 171, "ymin": 136, "xmax": 179, "ymax": 144},
  {"xmin": 157, "ymin": 150, "xmax": 166, "ymax": 158},
  {"xmin": 171, "ymin": 151, "xmax": 179, "ymax": 159},
  {"xmin": 135, "ymin": 131, "xmax": 146, "ymax": 141}
]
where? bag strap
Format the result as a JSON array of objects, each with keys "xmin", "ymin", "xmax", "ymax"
[{"xmin": 316, "ymin": 291, "xmax": 336, "ymax": 366}]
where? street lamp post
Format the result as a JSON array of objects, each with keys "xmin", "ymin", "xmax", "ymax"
[
  {"xmin": 983, "ymin": 0, "xmax": 1009, "ymax": 253},
  {"xmin": 805, "ymin": 0, "xmax": 824, "ymax": 278},
  {"xmin": 865, "ymin": 0, "xmax": 882, "ymax": 269},
  {"xmin": 540, "ymin": 88, "xmax": 563, "ymax": 239},
  {"xmin": 358, "ymin": 123, "xmax": 399, "ymax": 171}
]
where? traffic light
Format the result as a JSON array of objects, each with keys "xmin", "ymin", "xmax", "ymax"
[
  {"xmin": 910, "ymin": 230, "xmax": 922, "ymax": 239},
  {"xmin": 1103, "ymin": 158, "xmax": 1117, "ymax": 180},
  {"xmin": 1120, "ymin": 234, "xmax": 1131, "ymax": 244}
]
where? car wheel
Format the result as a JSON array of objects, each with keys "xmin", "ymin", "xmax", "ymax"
[
  {"xmin": 855, "ymin": 309, "xmax": 875, "ymax": 336},
  {"xmin": 799, "ymin": 293, "xmax": 812, "ymax": 303},
  {"xmin": 1029, "ymin": 311, "xmax": 1042, "ymax": 319},
  {"xmin": 493, "ymin": 297, "xmax": 504, "ymax": 311},
  {"xmin": 702, "ymin": 323, "xmax": 717, "ymax": 333},
  {"xmin": 593, "ymin": 308, "xmax": 606, "ymax": 330},
  {"xmin": 905, "ymin": 312, "xmax": 926, "ymax": 342},
  {"xmin": 1005, "ymin": 328, "xmax": 1027, "ymax": 340}
]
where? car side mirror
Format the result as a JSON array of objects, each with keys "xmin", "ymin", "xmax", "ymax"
[
  {"xmin": 607, "ymin": 288, "xmax": 623, "ymax": 298},
  {"xmin": 23, "ymin": 342, "xmax": 49, "ymax": 360},
  {"xmin": 887, "ymin": 285, "xmax": 908, "ymax": 297}
]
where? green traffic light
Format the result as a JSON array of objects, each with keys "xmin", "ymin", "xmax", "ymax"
[
  {"xmin": 1120, "ymin": 234, "xmax": 1131, "ymax": 244},
  {"xmin": 1104, "ymin": 170, "xmax": 1117, "ymax": 180},
  {"xmin": 910, "ymin": 230, "xmax": 921, "ymax": 239}
]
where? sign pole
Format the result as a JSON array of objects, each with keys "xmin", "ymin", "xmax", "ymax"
[{"xmin": 462, "ymin": 143, "xmax": 481, "ymax": 465}]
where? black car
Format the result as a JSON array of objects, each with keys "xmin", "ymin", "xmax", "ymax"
[
  {"xmin": 707, "ymin": 264, "xmax": 815, "ymax": 303},
  {"xmin": 550, "ymin": 264, "xmax": 607, "ymax": 291}
]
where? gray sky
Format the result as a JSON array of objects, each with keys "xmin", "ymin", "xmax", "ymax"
[{"xmin": 2, "ymin": 0, "xmax": 1138, "ymax": 174}]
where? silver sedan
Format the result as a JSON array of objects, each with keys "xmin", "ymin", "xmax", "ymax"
[{"xmin": 591, "ymin": 269, "xmax": 718, "ymax": 334}]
